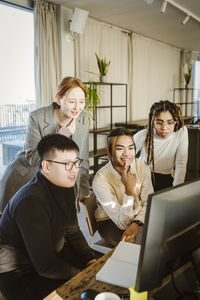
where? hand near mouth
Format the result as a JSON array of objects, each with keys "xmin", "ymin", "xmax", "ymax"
[
  {"xmin": 59, "ymin": 118, "xmax": 76, "ymax": 136},
  {"xmin": 121, "ymin": 161, "xmax": 136, "ymax": 196},
  {"xmin": 122, "ymin": 159, "xmax": 129, "ymax": 170}
]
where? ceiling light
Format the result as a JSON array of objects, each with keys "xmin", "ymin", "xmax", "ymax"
[
  {"xmin": 182, "ymin": 15, "xmax": 190, "ymax": 25},
  {"xmin": 167, "ymin": 0, "xmax": 200, "ymax": 24},
  {"xmin": 161, "ymin": 1, "xmax": 168, "ymax": 14}
]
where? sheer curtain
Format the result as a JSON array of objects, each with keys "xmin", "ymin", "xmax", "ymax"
[
  {"xmin": 75, "ymin": 18, "xmax": 130, "ymax": 83},
  {"xmin": 34, "ymin": 0, "xmax": 59, "ymax": 107},
  {"xmin": 75, "ymin": 18, "xmax": 130, "ymax": 151},
  {"xmin": 75, "ymin": 18, "xmax": 130, "ymax": 125},
  {"xmin": 130, "ymin": 33, "xmax": 181, "ymax": 120}
]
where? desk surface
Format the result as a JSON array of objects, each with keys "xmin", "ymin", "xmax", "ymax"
[
  {"xmin": 44, "ymin": 250, "xmax": 191, "ymax": 300},
  {"xmin": 44, "ymin": 249, "xmax": 128, "ymax": 300}
]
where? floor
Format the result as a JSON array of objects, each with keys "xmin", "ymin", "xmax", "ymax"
[{"xmin": 78, "ymin": 201, "xmax": 110, "ymax": 254}]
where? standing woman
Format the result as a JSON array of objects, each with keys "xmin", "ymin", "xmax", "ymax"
[
  {"xmin": 134, "ymin": 100, "xmax": 188, "ymax": 191},
  {"xmin": 0, "ymin": 77, "xmax": 89, "ymax": 212}
]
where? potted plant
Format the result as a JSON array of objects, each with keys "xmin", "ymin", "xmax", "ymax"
[
  {"xmin": 85, "ymin": 81, "xmax": 100, "ymax": 127},
  {"xmin": 95, "ymin": 53, "xmax": 111, "ymax": 82},
  {"xmin": 184, "ymin": 67, "xmax": 192, "ymax": 88}
]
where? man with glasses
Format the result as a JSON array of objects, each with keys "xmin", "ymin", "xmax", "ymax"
[{"xmin": 0, "ymin": 134, "xmax": 95, "ymax": 300}]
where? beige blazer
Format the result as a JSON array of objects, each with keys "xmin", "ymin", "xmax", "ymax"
[{"xmin": 0, "ymin": 103, "xmax": 89, "ymax": 212}]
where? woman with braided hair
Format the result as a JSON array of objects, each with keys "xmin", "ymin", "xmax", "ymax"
[{"xmin": 134, "ymin": 100, "xmax": 188, "ymax": 191}]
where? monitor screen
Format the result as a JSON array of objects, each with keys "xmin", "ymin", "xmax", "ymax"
[{"xmin": 135, "ymin": 178, "xmax": 200, "ymax": 292}]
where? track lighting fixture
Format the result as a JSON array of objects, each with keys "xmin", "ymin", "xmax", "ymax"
[
  {"xmin": 182, "ymin": 15, "xmax": 190, "ymax": 25},
  {"xmin": 161, "ymin": 1, "xmax": 167, "ymax": 14},
  {"xmin": 166, "ymin": 0, "xmax": 200, "ymax": 25}
]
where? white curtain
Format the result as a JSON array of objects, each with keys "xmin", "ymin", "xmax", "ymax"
[
  {"xmin": 34, "ymin": 0, "xmax": 59, "ymax": 107},
  {"xmin": 130, "ymin": 33, "xmax": 181, "ymax": 120},
  {"xmin": 75, "ymin": 18, "xmax": 130, "ymax": 151},
  {"xmin": 75, "ymin": 17, "xmax": 130, "ymax": 147},
  {"xmin": 75, "ymin": 18, "xmax": 129, "ymax": 84}
]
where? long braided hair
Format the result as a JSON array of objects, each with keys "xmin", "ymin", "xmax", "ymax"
[{"xmin": 145, "ymin": 100, "xmax": 184, "ymax": 174}]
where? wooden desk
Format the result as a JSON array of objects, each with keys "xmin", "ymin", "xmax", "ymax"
[
  {"xmin": 44, "ymin": 251, "xmax": 192, "ymax": 300},
  {"xmin": 44, "ymin": 250, "xmax": 128, "ymax": 300}
]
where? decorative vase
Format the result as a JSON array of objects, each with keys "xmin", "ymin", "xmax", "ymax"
[{"xmin": 100, "ymin": 75, "xmax": 107, "ymax": 83}]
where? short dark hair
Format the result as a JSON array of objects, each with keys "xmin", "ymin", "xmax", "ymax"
[
  {"xmin": 37, "ymin": 133, "xmax": 79, "ymax": 162},
  {"xmin": 107, "ymin": 127, "xmax": 135, "ymax": 154}
]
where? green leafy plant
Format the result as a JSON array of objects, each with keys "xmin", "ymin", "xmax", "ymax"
[
  {"xmin": 184, "ymin": 68, "xmax": 192, "ymax": 86},
  {"xmin": 95, "ymin": 53, "xmax": 111, "ymax": 76},
  {"xmin": 85, "ymin": 81, "xmax": 100, "ymax": 126}
]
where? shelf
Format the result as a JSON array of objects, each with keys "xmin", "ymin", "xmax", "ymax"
[
  {"xmin": 89, "ymin": 148, "xmax": 107, "ymax": 158},
  {"xmin": 94, "ymin": 105, "xmax": 127, "ymax": 109},
  {"xmin": 173, "ymin": 88, "xmax": 198, "ymax": 91},
  {"xmin": 89, "ymin": 126, "xmax": 118, "ymax": 134},
  {"xmin": 173, "ymin": 88, "xmax": 200, "ymax": 117},
  {"xmin": 84, "ymin": 82, "xmax": 127, "ymax": 86},
  {"xmin": 84, "ymin": 82, "xmax": 127, "ymax": 174}
]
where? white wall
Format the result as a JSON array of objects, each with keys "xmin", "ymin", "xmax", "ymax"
[
  {"xmin": 57, "ymin": 5, "xmax": 75, "ymax": 80},
  {"xmin": 131, "ymin": 34, "xmax": 181, "ymax": 120},
  {"xmin": 57, "ymin": 6, "xmax": 181, "ymax": 124}
]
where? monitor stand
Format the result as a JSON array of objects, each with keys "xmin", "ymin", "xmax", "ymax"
[{"xmin": 153, "ymin": 266, "xmax": 200, "ymax": 300}]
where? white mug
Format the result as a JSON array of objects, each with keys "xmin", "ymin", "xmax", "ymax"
[{"xmin": 94, "ymin": 292, "xmax": 121, "ymax": 300}]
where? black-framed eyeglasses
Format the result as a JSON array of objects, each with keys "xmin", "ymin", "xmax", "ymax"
[{"xmin": 46, "ymin": 158, "xmax": 82, "ymax": 171}]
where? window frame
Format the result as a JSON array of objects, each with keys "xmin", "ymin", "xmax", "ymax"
[{"xmin": 1, "ymin": 0, "xmax": 34, "ymax": 12}]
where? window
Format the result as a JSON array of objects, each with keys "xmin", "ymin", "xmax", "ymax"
[
  {"xmin": 193, "ymin": 61, "xmax": 200, "ymax": 120},
  {"xmin": 0, "ymin": 1, "xmax": 35, "ymax": 179}
]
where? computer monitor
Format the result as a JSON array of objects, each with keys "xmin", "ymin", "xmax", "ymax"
[{"xmin": 135, "ymin": 178, "xmax": 200, "ymax": 292}]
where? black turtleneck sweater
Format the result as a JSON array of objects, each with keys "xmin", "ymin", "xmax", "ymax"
[{"xmin": 0, "ymin": 171, "xmax": 94, "ymax": 279}]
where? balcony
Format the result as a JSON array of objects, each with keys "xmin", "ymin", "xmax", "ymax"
[{"xmin": 0, "ymin": 104, "xmax": 35, "ymax": 179}]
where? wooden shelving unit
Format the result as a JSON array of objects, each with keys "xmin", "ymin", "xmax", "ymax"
[
  {"xmin": 173, "ymin": 88, "xmax": 200, "ymax": 117},
  {"xmin": 84, "ymin": 82, "xmax": 127, "ymax": 175}
]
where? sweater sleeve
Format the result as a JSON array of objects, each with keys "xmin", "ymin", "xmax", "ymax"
[
  {"xmin": 23, "ymin": 110, "xmax": 44, "ymax": 166},
  {"xmin": 63, "ymin": 209, "xmax": 95, "ymax": 265},
  {"xmin": 173, "ymin": 126, "xmax": 188, "ymax": 186},
  {"xmin": 78, "ymin": 121, "xmax": 89, "ymax": 197},
  {"xmin": 135, "ymin": 164, "xmax": 154, "ymax": 223},
  {"xmin": 15, "ymin": 197, "xmax": 80, "ymax": 280},
  {"xmin": 133, "ymin": 129, "xmax": 147, "ymax": 156},
  {"xmin": 73, "ymin": 111, "xmax": 90, "ymax": 197},
  {"xmin": 93, "ymin": 181, "xmax": 139, "ymax": 230}
]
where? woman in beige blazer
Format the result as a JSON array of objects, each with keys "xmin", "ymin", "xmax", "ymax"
[{"xmin": 0, "ymin": 77, "xmax": 89, "ymax": 212}]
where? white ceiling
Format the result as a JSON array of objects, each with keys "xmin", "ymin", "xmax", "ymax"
[{"xmin": 52, "ymin": 0, "xmax": 200, "ymax": 52}]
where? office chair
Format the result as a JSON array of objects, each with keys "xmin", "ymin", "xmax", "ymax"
[{"xmin": 82, "ymin": 193, "xmax": 113, "ymax": 254}]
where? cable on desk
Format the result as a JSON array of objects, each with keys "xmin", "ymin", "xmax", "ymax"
[
  {"xmin": 171, "ymin": 272, "xmax": 184, "ymax": 298},
  {"xmin": 171, "ymin": 272, "xmax": 199, "ymax": 300},
  {"xmin": 152, "ymin": 296, "xmax": 162, "ymax": 300}
]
